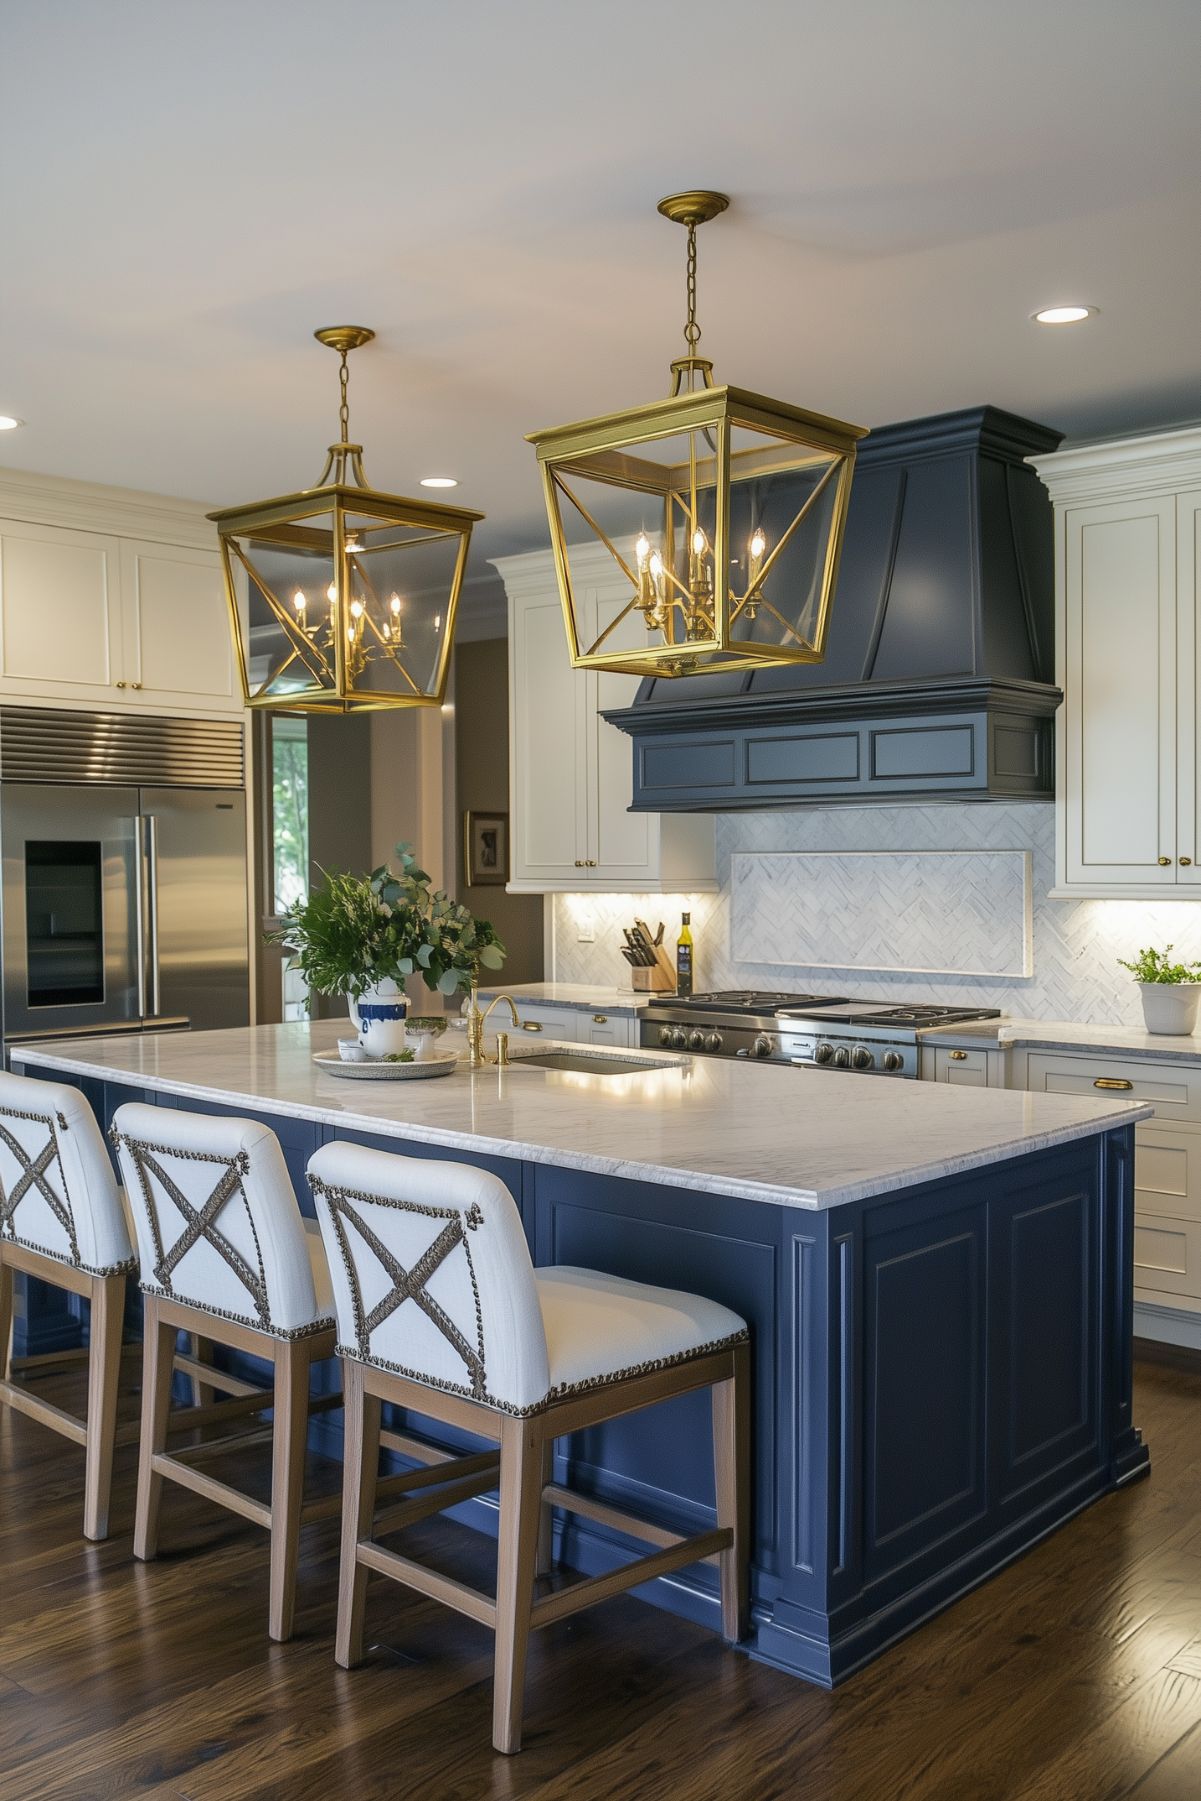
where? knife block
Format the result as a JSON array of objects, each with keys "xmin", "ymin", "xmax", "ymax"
[{"xmin": 631, "ymin": 957, "xmax": 676, "ymax": 994}]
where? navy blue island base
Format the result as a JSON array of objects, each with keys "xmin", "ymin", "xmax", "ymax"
[{"xmin": 10, "ymin": 1048, "xmax": 1148, "ymax": 1689}]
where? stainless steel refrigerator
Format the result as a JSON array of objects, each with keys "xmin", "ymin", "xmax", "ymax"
[{"xmin": 0, "ymin": 708, "xmax": 250, "ymax": 1050}]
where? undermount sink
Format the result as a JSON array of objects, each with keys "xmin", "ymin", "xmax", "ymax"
[{"xmin": 507, "ymin": 1049, "xmax": 673, "ymax": 1076}]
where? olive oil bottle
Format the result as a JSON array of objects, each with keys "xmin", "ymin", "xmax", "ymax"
[{"xmin": 676, "ymin": 912, "xmax": 694, "ymax": 998}]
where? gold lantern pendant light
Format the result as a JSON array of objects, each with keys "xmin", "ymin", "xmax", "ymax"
[
  {"xmin": 527, "ymin": 192, "xmax": 868, "ymax": 678},
  {"xmin": 210, "ymin": 327, "xmax": 482, "ymax": 712}
]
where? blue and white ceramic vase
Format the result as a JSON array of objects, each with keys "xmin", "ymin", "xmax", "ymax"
[{"xmin": 348, "ymin": 978, "xmax": 409, "ymax": 1058}]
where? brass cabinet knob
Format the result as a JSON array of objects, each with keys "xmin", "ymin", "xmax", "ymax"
[
  {"xmin": 115, "ymin": 680, "xmax": 127, "ymax": 689},
  {"xmin": 131, "ymin": 681, "xmax": 143, "ymax": 690},
  {"xmin": 948, "ymin": 1049, "xmax": 968, "ymax": 1061},
  {"xmin": 1158, "ymin": 856, "xmax": 1172, "ymax": 866},
  {"xmin": 1181, "ymin": 857, "xmax": 1193, "ymax": 867},
  {"xmin": 593, "ymin": 1014, "xmax": 608, "ymax": 1024}
]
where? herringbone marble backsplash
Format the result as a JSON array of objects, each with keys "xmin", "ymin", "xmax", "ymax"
[{"xmin": 551, "ymin": 804, "xmax": 1201, "ymax": 1026}]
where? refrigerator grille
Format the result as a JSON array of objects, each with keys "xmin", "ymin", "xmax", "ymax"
[{"xmin": 0, "ymin": 708, "xmax": 245, "ymax": 788}]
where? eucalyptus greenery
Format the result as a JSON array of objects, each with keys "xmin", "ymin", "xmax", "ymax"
[
  {"xmin": 1117, "ymin": 945, "xmax": 1201, "ymax": 985},
  {"xmin": 271, "ymin": 843, "xmax": 506, "ymax": 1000}
]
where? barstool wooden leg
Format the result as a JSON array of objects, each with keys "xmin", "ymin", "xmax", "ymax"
[
  {"xmin": 82, "ymin": 1271, "xmax": 126, "ymax": 1541},
  {"xmin": 188, "ymin": 1331, "xmax": 217, "ymax": 1408},
  {"xmin": 712, "ymin": 1340, "xmax": 750, "ymax": 1643},
  {"xmin": 0, "ymin": 1255, "xmax": 13, "ymax": 1384},
  {"xmin": 268, "ymin": 1337, "xmax": 312, "ymax": 1642},
  {"xmin": 536, "ymin": 1436, "xmax": 555, "ymax": 1577},
  {"xmin": 492, "ymin": 1415, "xmax": 546, "ymax": 1756},
  {"xmin": 134, "ymin": 1298, "xmax": 177, "ymax": 1561},
  {"xmin": 335, "ymin": 1358, "xmax": 380, "ymax": 1669}
]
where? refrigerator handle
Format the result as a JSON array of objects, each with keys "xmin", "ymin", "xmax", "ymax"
[
  {"xmin": 146, "ymin": 813, "xmax": 162, "ymax": 1018},
  {"xmin": 134, "ymin": 816, "xmax": 148, "ymax": 1021}
]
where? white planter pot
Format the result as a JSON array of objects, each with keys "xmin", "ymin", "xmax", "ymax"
[
  {"xmin": 1137, "ymin": 981, "xmax": 1201, "ymax": 1036},
  {"xmin": 348, "ymin": 979, "xmax": 409, "ymax": 1058}
]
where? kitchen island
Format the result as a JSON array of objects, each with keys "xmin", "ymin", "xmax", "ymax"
[{"xmin": 12, "ymin": 1021, "xmax": 1152, "ymax": 1686}]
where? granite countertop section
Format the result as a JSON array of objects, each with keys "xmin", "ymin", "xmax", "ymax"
[
  {"xmin": 13, "ymin": 1021, "xmax": 1150, "ymax": 1214},
  {"xmin": 475, "ymin": 981, "xmax": 654, "ymax": 1016},
  {"xmin": 919, "ymin": 1018, "xmax": 1201, "ymax": 1061}
]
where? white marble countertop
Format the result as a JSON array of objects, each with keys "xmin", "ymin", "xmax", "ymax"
[
  {"xmin": 919, "ymin": 1017, "xmax": 1201, "ymax": 1061},
  {"xmin": 475, "ymin": 981, "xmax": 654, "ymax": 1015},
  {"xmin": 12, "ymin": 1021, "xmax": 1150, "ymax": 1213}
]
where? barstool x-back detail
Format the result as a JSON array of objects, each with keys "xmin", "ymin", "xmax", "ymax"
[
  {"xmin": 0, "ymin": 1072, "xmax": 135, "ymax": 1541},
  {"xmin": 112, "ymin": 1102, "xmax": 345, "ymax": 1641},
  {"xmin": 310, "ymin": 1142, "xmax": 751, "ymax": 1756}
]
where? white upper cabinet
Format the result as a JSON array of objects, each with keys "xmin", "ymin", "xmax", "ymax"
[
  {"xmin": 1034, "ymin": 430, "xmax": 1201, "ymax": 897},
  {"xmin": 496, "ymin": 546, "xmax": 716, "ymax": 894},
  {"xmin": 0, "ymin": 470, "xmax": 243, "ymax": 716}
]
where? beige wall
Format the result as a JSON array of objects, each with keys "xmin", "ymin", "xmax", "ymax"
[{"xmin": 454, "ymin": 639, "xmax": 544, "ymax": 983}]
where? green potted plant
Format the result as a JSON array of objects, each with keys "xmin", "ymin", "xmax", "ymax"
[
  {"xmin": 272, "ymin": 844, "xmax": 505, "ymax": 1056},
  {"xmin": 1117, "ymin": 945, "xmax": 1201, "ymax": 1035}
]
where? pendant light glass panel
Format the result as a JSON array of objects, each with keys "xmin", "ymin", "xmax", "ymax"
[{"xmin": 533, "ymin": 391, "xmax": 861, "ymax": 679}]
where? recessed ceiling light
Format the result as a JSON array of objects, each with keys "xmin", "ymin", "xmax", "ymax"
[
  {"xmin": 1032, "ymin": 305, "xmax": 1098, "ymax": 325},
  {"xmin": 0, "ymin": 415, "xmax": 24, "ymax": 430},
  {"xmin": 420, "ymin": 475, "xmax": 458, "ymax": 488}
]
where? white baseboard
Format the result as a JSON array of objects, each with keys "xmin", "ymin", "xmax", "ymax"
[{"xmin": 1134, "ymin": 1300, "xmax": 1201, "ymax": 1351}]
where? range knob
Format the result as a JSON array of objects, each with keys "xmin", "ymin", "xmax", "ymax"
[
  {"xmin": 658, "ymin": 1026, "xmax": 674, "ymax": 1047},
  {"xmin": 704, "ymin": 1031, "xmax": 723, "ymax": 1053},
  {"xmin": 814, "ymin": 1042, "xmax": 835, "ymax": 1065},
  {"xmin": 882, "ymin": 1050, "xmax": 904, "ymax": 1073},
  {"xmin": 833, "ymin": 1046, "xmax": 851, "ymax": 1069},
  {"xmin": 688, "ymin": 1029, "xmax": 706, "ymax": 1050},
  {"xmin": 852, "ymin": 1046, "xmax": 874, "ymax": 1071},
  {"xmin": 752, "ymin": 1034, "xmax": 774, "ymax": 1059},
  {"xmin": 670, "ymin": 1028, "xmax": 687, "ymax": 1049}
]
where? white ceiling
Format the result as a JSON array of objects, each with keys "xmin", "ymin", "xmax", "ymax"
[{"xmin": 2, "ymin": 0, "xmax": 1200, "ymax": 624}]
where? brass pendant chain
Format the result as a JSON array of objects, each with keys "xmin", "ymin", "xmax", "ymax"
[
  {"xmin": 683, "ymin": 221, "xmax": 701, "ymax": 379},
  {"xmin": 338, "ymin": 352, "xmax": 351, "ymax": 443}
]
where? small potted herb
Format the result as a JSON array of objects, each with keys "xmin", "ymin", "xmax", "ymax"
[{"xmin": 1117, "ymin": 945, "xmax": 1201, "ymax": 1035}]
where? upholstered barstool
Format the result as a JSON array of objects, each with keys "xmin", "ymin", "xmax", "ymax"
[
  {"xmin": 0, "ymin": 1071, "xmax": 135, "ymax": 1540},
  {"xmin": 308, "ymin": 1141, "xmax": 750, "ymax": 1755},
  {"xmin": 112, "ymin": 1101, "xmax": 340, "ymax": 1640}
]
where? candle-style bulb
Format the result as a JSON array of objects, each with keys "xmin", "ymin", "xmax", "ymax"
[
  {"xmin": 326, "ymin": 582, "xmax": 337, "ymax": 605},
  {"xmin": 636, "ymin": 532, "xmax": 650, "ymax": 566},
  {"xmin": 692, "ymin": 527, "xmax": 708, "ymax": 558},
  {"xmin": 292, "ymin": 590, "xmax": 306, "ymax": 612},
  {"xmin": 649, "ymin": 550, "xmax": 664, "ymax": 580},
  {"xmin": 750, "ymin": 528, "xmax": 766, "ymax": 561},
  {"xmin": 389, "ymin": 592, "xmax": 402, "ymax": 616},
  {"xmin": 350, "ymin": 598, "xmax": 364, "ymax": 620}
]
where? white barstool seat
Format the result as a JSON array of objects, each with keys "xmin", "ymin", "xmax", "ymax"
[
  {"xmin": 112, "ymin": 1100, "xmax": 339, "ymax": 1641},
  {"xmin": 308, "ymin": 1139, "xmax": 750, "ymax": 1755},
  {"xmin": 0, "ymin": 1070, "xmax": 134, "ymax": 1540}
]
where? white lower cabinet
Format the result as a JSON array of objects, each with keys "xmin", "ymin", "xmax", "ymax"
[
  {"xmin": 1017, "ymin": 1047, "xmax": 1201, "ymax": 1328},
  {"xmin": 495, "ymin": 545, "xmax": 716, "ymax": 895},
  {"xmin": 482, "ymin": 1000, "xmax": 638, "ymax": 1049},
  {"xmin": 919, "ymin": 1045, "xmax": 1004, "ymax": 1087}
]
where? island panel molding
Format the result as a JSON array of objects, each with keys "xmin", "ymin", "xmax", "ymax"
[{"xmin": 730, "ymin": 849, "xmax": 1033, "ymax": 979}]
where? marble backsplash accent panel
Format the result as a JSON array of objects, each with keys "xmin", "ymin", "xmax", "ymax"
[
  {"xmin": 550, "ymin": 802, "xmax": 1201, "ymax": 1026},
  {"xmin": 730, "ymin": 850, "xmax": 1033, "ymax": 978}
]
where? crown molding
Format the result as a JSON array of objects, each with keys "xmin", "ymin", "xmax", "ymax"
[
  {"xmin": 0, "ymin": 464, "xmax": 219, "ymax": 549},
  {"xmin": 1030, "ymin": 425, "xmax": 1201, "ymax": 503}
]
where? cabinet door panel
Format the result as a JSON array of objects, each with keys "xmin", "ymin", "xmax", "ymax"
[
  {"xmin": 0, "ymin": 521, "xmax": 123, "ymax": 699},
  {"xmin": 509, "ymin": 588, "xmax": 588, "ymax": 882},
  {"xmin": 591, "ymin": 588, "xmax": 655, "ymax": 881},
  {"xmin": 1176, "ymin": 490, "xmax": 1201, "ymax": 878},
  {"xmin": 121, "ymin": 541, "xmax": 240, "ymax": 709},
  {"xmin": 1062, "ymin": 498, "xmax": 1176, "ymax": 884}
]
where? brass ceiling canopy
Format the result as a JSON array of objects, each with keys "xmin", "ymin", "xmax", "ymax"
[
  {"xmin": 209, "ymin": 326, "xmax": 481, "ymax": 714},
  {"xmin": 527, "ymin": 190, "xmax": 868, "ymax": 678}
]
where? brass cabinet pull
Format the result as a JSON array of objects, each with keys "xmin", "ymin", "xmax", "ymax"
[
  {"xmin": 586, "ymin": 859, "xmax": 597, "ymax": 867},
  {"xmin": 948, "ymin": 1049, "xmax": 969, "ymax": 1061},
  {"xmin": 115, "ymin": 680, "xmax": 127, "ymax": 689},
  {"xmin": 1181, "ymin": 857, "xmax": 1193, "ymax": 867},
  {"xmin": 593, "ymin": 1014, "xmax": 608, "ymax": 1024},
  {"xmin": 574, "ymin": 860, "xmax": 584, "ymax": 867},
  {"xmin": 522, "ymin": 1021, "xmax": 543, "ymax": 1032},
  {"xmin": 1094, "ymin": 1077, "xmax": 1133, "ymax": 1090},
  {"xmin": 131, "ymin": 681, "xmax": 143, "ymax": 690},
  {"xmin": 1159, "ymin": 856, "xmax": 1172, "ymax": 866}
]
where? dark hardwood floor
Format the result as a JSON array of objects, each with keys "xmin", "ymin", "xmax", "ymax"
[{"xmin": 1, "ymin": 1350, "xmax": 1198, "ymax": 1800}]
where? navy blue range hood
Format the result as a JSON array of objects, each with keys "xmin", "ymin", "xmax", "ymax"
[{"xmin": 603, "ymin": 406, "xmax": 1063, "ymax": 809}]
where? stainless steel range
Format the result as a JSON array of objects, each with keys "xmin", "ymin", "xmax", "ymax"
[{"xmin": 641, "ymin": 992, "xmax": 1000, "ymax": 1078}]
